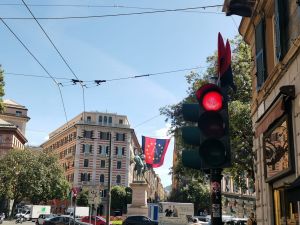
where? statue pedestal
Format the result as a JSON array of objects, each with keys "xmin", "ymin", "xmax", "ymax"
[{"xmin": 127, "ymin": 181, "xmax": 149, "ymax": 216}]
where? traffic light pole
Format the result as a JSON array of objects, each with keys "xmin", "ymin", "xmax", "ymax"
[{"xmin": 210, "ymin": 169, "xmax": 223, "ymax": 225}]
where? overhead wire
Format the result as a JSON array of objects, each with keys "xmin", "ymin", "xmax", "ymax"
[
  {"xmin": 4, "ymin": 65, "xmax": 205, "ymax": 87},
  {"xmin": 21, "ymin": 0, "xmax": 86, "ymax": 118},
  {"xmin": 1, "ymin": 5, "xmax": 224, "ymax": 20},
  {"xmin": 0, "ymin": 17, "xmax": 69, "ymax": 124},
  {"xmin": 0, "ymin": 3, "xmax": 223, "ymax": 15},
  {"xmin": 133, "ymin": 114, "xmax": 162, "ymax": 129}
]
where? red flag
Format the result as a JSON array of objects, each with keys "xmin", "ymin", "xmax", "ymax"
[
  {"xmin": 217, "ymin": 33, "xmax": 236, "ymax": 91},
  {"xmin": 142, "ymin": 136, "xmax": 170, "ymax": 168}
]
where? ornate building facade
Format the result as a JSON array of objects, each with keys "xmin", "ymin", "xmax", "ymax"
[{"xmin": 223, "ymin": 1, "xmax": 300, "ymax": 224}]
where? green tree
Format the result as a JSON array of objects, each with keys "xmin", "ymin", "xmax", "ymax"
[
  {"xmin": 111, "ymin": 186, "xmax": 128, "ymax": 213},
  {"xmin": 168, "ymin": 181, "xmax": 210, "ymax": 213},
  {"xmin": 160, "ymin": 35, "xmax": 253, "ymax": 191},
  {"xmin": 0, "ymin": 149, "xmax": 69, "ymax": 216},
  {"xmin": 0, "ymin": 66, "xmax": 5, "ymax": 112},
  {"xmin": 76, "ymin": 190, "xmax": 89, "ymax": 206}
]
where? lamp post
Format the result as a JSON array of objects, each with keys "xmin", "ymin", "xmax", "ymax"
[{"xmin": 106, "ymin": 132, "xmax": 112, "ymax": 225}]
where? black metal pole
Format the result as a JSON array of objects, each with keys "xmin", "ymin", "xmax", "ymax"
[
  {"xmin": 210, "ymin": 169, "xmax": 223, "ymax": 225},
  {"xmin": 106, "ymin": 133, "xmax": 112, "ymax": 225}
]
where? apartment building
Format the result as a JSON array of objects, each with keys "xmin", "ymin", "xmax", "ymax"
[
  {"xmin": 221, "ymin": 175, "xmax": 255, "ymax": 218},
  {"xmin": 0, "ymin": 99, "xmax": 29, "ymax": 154},
  {"xmin": 41, "ymin": 111, "xmax": 139, "ymax": 215},
  {"xmin": 223, "ymin": 1, "xmax": 300, "ymax": 225},
  {"xmin": 145, "ymin": 169, "xmax": 165, "ymax": 202}
]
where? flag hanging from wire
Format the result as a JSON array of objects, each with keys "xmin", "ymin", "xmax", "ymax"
[
  {"xmin": 218, "ymin": 32, "xmax": 236, "ymax": 92},
  {"xmin": 142, "ymin": 136, "xmax": 170, "ymax": 168}
]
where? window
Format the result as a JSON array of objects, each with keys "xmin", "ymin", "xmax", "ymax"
[
  {"xmin": 99, "ymin": 132, "xmax": 110, "ymax": 140},
  {"xmin": 115, "ymin": 146, "xmax": 125, "ymax": 156},
  {"xmin": 83, "ymin": 130, "xmax": 93, "ymax": 139},
  {"xmin": 116, "ymin": 175, "xmax": 121, "ymax": 184},
  {"xmin": 100, "ymin": 189, "xmax": 107, "ymax": 197},
  {"xmin": 87, "ymin": 116, "xmax": 91, "ymax": 123},
  {"xmin": 82, "ymin": 144, "xmax": 92, "ymax": 153},
  {"xmin": 116, "ymin": 133, "xmax": 126, "ymax": 141},
  {"xmin": 108, "ymin": 117, "xmax": 112, "ymax": 124},
  {"xmin": 98, "ymin": 116, "xmax": 103, "ymax": 123},
  {"xmin": 100, "ymin": 160, "xmax": 105, "ymax": 168},
  {"xmin": 104, "ymin": 116, "xmax": 107, "ymax": 124},
  {"xmin": 81, "ymin": 173, "xmax": 91, "ymax": 181},
  {"xmin": 274, "ymin": 0, "xmax": 289, "ymax": 61},
  {"xmin": 119, "ymin": 119, "xmax": 123, "ymax": 124},
  {"xmin": 117, "ymin": 161, "xmax": 121, "ymax": 169},
  {"xmin": 84, "ymin": 159, "xmax": 89, "ymax": 167},
  {"xmin": 255, "ymin": 19, "xmax": 267, "ymax": 89},
  {"xmin": 264, "ymin": 115, "xmax": 293, "ymax": 181},
  {"xmin": 16, "ymin": 111, "xmax": 22, "ymax": 116},
  {"xmin": 100, "ymin": 174, "xmax": 105, "ymax": 183}
]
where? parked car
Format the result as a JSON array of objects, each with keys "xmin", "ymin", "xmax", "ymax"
[
  {"xmin": 36, "ymin": 214, "xmax": 56, "ymax": 225},
  {"xmin": 81, "ymin": 216, "xmax": 107, "ymax": 225},
  {"xmin": 43, "ymin": 216, "xmax": 89, "ymax": 225},
  {"xmin": 122, "ymin": 216, "xmax": 158, "ymax": 225}
]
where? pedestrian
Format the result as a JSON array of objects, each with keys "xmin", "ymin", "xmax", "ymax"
[
  {"xmin": 165, "ymin": 206, "xmax": 173, "ymax": 217},
  {"xmin": 247, "ymin": 213, "xmax": 256, "ymax": 225}
]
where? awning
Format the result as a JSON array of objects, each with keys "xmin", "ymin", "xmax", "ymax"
[{"xmin": 286, "ymin": 176, "xmax": 300, "ymax": 202}]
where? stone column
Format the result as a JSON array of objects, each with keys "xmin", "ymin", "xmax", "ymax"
[{"xmin": 127, "ymin": 181, "xmax": 149, "ymax": 216}]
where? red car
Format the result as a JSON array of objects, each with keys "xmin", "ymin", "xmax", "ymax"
[{"xmin": 81, "ymin": 216, "xmax": 109, "ymax": 225}]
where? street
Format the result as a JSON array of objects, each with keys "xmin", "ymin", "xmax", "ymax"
[{"xmin": 2, "ymin": 221, "xmax": 34, "ymax": 225}]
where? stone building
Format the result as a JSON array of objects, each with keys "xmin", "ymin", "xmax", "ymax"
[
  {"xmin": 223, "ymin": 1, "xmax": 300, "ymax": 225},
  {"xmin": 0, "ymin": 99, "xmax": 29, "ymax": 154},
  {"xmin": 41, "ymin": 111, "xmax": 139, "ymax": 215}
]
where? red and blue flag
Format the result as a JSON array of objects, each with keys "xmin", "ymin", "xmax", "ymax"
[
  {"xmin": 142, "ymin": 136, "xmax": 170, "ymax": 168},
  {"xmin": 218, "ymin": 32, "xmax": 236, "ymax": 92}
]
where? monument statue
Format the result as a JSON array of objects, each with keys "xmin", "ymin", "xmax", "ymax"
[{"xmin": 133, "ymin": 153, "xmax": 147, "ymax": 181}]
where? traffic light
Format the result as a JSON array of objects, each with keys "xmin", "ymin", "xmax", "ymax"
[{"xmin": 181, "ymin": 83, "xmax": 231, "ymax": 169}]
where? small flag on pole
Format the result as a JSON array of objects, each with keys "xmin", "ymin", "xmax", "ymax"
[{"xmin": 142, "ymin": 136, "xmax": 170, "ymax": 168}]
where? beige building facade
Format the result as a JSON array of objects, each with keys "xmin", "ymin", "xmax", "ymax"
[
  {"xmin": 0, "ymin": 99, "xmax": 29, "ymax": 154},
  {"xmin": 223, "ymin": 1, "xmax": 300, "ymax": 225},
  {"xmin": 42, "ymin": 112, "xmax": 139, "ymax": 214},
  {"xmin": 42, "ymin": 111, "xmax": 165, "ymax": 214}
]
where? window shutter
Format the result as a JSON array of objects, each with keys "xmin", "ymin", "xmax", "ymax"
[
  {"xmin": 115, "ymin": 147, "xmax": 118, "ymax": 155},
  {"xmin": 88, "ymin": 173, "xmax": 91, "ymax": 181},
  {"xmin": 81, "ymin": 173, "xmax": 83, "ymax": 181},
  {"xmin": 274, "ymin": 0, "xmax": 288, "ymax": 60},
  {"xmin": 98, "ymin": 145, "xmax": 101, "ymax": 154},
  {"xmin": 123, "ymin": 133, "xmax": 126, "ymax": 141},
  {"xmin": 255, "ymin": 19, "xmax": 267, "ymax": 90},
  {"xmin": 107, "ymin": 132, "xmax": 110, "ymax": 140},
  {"xmin": 90, "ymin": 145, "xmax": 93, "ymax": 153},
  {"xmin": 106, "ymin": 146, "xmax": 109, "ymax": 155},
  {"xmin": 82, "ymin": 144, "xmax": 85, "ymax": 153},
  {"xmin": 100, "ymin": 132, "xmax": 103, "ymax": 139},
  {"xmin": 122, "ymin": 147, "xmax": 125, "ymax": 156}
]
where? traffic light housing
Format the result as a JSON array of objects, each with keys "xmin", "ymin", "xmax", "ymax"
[{"xmin": 181, "ymin": 83, "xmax": 231, "ymax": 169}]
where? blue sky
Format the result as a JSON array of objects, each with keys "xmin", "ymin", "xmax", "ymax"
[{"xmin": 0, "ymin": 0, "xmax": 240, "ymax": 187}]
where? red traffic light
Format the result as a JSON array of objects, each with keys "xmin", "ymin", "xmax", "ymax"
[
  {"xmin": 202, "ymin": 91, "xmax": 223, "ymax": 111},
  {"xmin": 196, "ymin": 83, "xmax": 223, "ymax": 111}
]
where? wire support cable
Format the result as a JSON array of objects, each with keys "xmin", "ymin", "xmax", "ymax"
[
  {"xmin": 21, "ymin": 0, "xmax": 86, "ymax": 115},
  {"xmin": 1, "ymin": 5, "xmax": 224, "ymax": 20},
  {"xmin": 0, "ymin": 17, "xmax": 69, "ymax": 124},
  {"xmin": 5, "ymin": 65, "xmax": 205, "ymax": 88}
]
